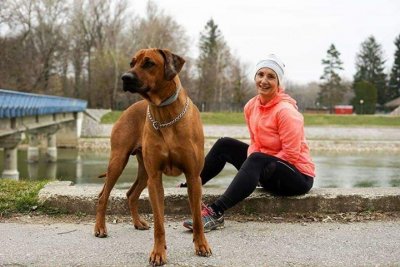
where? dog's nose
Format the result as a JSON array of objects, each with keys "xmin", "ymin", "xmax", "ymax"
[{"xmin": 121, "ymin": 72, "xmax": 135, "ymax": 81}]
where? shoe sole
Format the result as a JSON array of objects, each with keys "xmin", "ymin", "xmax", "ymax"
[
  {"xmin": 183, "ymin": 223, "xmax": 225, "ymax": 232},
  {"xmin": 204, "ymin": 225, "xmax": 225, "ymax": 233}
]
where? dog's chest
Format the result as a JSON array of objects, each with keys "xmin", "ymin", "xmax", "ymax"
[{"xmin": 157, "ymin": 148, "xmax": 183, "ymax": 176}]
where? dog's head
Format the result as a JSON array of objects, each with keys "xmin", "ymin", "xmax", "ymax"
[{"xmin": 121, "ymin": 48, "xmax": 185, "ymax": 103}]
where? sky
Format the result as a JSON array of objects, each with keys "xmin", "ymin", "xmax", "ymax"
[{"xmin": 132, "ymin": 0, "xmax": 400, "ymax": 84}]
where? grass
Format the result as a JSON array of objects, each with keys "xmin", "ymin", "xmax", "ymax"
[
  {"xmin": 354, "ymin": 180, "xmax": 378, "ymax": 188},
  {"xmin": 0, "ymin": 179, "xmax": 64, "ymax": 216},
  {"xmin": 101, "ymin": 111, "xmax": 123, "ymax": 124},
  {"xmin": 304, "ymin": 114, "xmax": 400, "ymax": 127},
  {"xmin": 101, "ymin": 111, "xmax": 400, "ymax": 127},
  {"xmin": 200, "ymin": 112, "xmax": 245, "ymax": 125}
]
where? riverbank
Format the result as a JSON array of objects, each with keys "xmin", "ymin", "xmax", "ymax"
[{"xmin": 79, "ymin": 125, "xmax": 400, "ymax": 152}]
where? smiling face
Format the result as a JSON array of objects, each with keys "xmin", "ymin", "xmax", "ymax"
[{"xmin": 254, "ymin": 67, "xmax": 279, "ymax": 104}]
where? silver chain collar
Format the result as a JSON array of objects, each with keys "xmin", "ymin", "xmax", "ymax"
[{"xmin": 147, "ymin": 97, "xmax": 190, "ymax": 130}]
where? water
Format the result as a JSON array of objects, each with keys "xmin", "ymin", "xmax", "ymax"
[{"xmin": 1, "ymin": 149, "xmax": 399, "ymax": 189}]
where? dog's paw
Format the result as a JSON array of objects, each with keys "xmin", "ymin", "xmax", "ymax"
[
  {"xmin": 133, "ymin": 217, "xmax": 150, "ymax": 230},
  {"xmin": 94, "ymin": 224, "xmax": 108, "ymax": 238},
  {"xmin": 149, "ymin": 248, "xmax": 167, "ymax": 266},
  {"xmin": 195, "ymin": 242, "xmax": 212, "ymax": 257}
]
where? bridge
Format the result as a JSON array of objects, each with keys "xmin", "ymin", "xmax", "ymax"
[{"xmin": 0, "ymin": 89, "xmax": 87, "ymax": 179}]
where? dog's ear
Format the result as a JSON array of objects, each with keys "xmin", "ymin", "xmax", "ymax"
[{"xmin": 158, "ymin": 49, "xmax": 185, "ymax": 81}]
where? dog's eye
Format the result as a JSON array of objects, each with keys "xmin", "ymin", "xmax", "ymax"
[{"xmin": 142, "ymin": 61, "xmax": 155, "ymax": 69}]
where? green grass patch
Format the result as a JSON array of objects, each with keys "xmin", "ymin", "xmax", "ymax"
[
  {"xmin": 354, "ymin": 180, "xmax": 378, "ymax": 188},
  {"xmin": 390, "ymin": 179, "xmax": 400, "ymax": 187},
  {"xmin": 304, "ymin": 114, "xmax": 400, "ymax": 127},
  {"xmin": 101, "ymin": 111, "xmax": 123, "ymax": 124},
  {"xmin": 200, "ymin": 112, "xmax": 245, "ymax": 125},
  {"xmin": 0, "ymin": 179, "xmax": 63, "ymax": 216},
  {"xmin": 100, "ymin": 111, "xmax": 400, "ymax": 127},
  {"xmin": 101, "ymin": 111, "xmax": 246, "ymax": 125}
]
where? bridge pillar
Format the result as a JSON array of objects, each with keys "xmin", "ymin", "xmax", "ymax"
[
  {"xmin": 2, "ymin": 148, "xmax": 19, "ymax": 179},
  {"xmin": 46, "ymin": 133, "xmax": 57, "ymax": 163},
  {"xmin": 27, "ymin": 132, "xmax": 40, "ymax": 163},
  {"xmin": 1, "ymin": 133, "xmax": 22, "ymax": 179},
  {"xmin": 43, "ymin": 125, "xmax": 59, "ymax": 163},
  {"xmin": 45, "ymin": 162, "xmax": 57, "ymax": 179}
]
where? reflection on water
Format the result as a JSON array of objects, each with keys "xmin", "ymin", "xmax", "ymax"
[{"xmin": 1, "ymin": 149, "xmax": 400, "ymax": 189}]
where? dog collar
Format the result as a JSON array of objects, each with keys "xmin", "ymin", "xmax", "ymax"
[
  {"xmin": 147, "ymin": 97, "xmax": 190, "ymax": 130},
  {"xmin": 158, "ymin": 85, "xmax": 182, "ymax": 107}
]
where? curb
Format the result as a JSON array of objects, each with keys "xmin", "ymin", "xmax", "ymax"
[{"xmin": 39, "ymin": 181, "xmax": 400, "ymax": 216}]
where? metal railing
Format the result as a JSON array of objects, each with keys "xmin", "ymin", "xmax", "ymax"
[{"xmin": 0, "ymin": 89, "xmax": 87, "ymax": 118}]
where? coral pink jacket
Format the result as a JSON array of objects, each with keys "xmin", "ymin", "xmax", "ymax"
[{"xmin": 244, "ymin": 90, "xmax": 315, "ymax": 177}]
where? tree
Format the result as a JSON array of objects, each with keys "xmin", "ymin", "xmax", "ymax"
[
  {"xmin": 229, "ymin": 58, "xmax": 253, "ymax": 111},
  {"xmin": 0, "ymin": 0, "xmax": 69, "ymax": 94},
  {"xmin": 388, "ymin": 34, "xmax": 400, "ymax": 102},
  {"xmin": 70, "ymin": 0, "xmax": 128, "ymax": 108},
  {"xmin": 352, "ymin": 81, "xmax": 377, "ymax": 114},
  {"xmin": 196, "ymin": 18, "xmax": 231, "ymax": 110},
  {"xmin": 128, "ymin": 1, "xmax": 189, "ymax": 55},
  {"xmin": 317, "ymin": 44, "xmax": 346, "ymax": 111},
  {"xmin": 120, "ymin": 0, "xmax": 190, "ymax": 108},
  {"xmin": 286, "ymin": 81, "xmax": 321, "ymax": 112},
  {"xmin": 354, "ymin": 36, "xmax": 387, "ymax": 107}
]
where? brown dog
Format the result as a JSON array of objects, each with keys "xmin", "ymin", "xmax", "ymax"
[{"xmin": 94, "ymin": 48, "xmax": 211, "ymax": 265}]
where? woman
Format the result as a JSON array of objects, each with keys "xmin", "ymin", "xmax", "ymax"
[{"xmin": 182, "ymin": 54, "xmax": 315, "ymax": 232}]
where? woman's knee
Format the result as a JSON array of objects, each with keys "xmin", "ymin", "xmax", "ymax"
[
  {"xmin": 213, "ymin": 137, "xmax": 239, "ymax": 148},
  {"xmin": 247, "ymin": 152, "xmax": 276, "ymax": 163},
  {"xmin": 211, "ymin": 137, "xmax": 247, "ymax": 154}
]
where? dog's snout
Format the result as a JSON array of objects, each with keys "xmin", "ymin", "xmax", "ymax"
[
  {"xmin": 122, "ymin": 71, "xmax": 144, "ymax": 92},
  {"xmin": 121, "ymin": 72, "xmax": 135, "ymax": 81}
]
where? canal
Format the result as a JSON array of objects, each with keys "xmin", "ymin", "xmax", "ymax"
[{"xmin": 1, "ymin": 149, "xmax": 399, "ymax": 189}]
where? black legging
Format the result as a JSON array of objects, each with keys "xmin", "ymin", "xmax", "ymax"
[{"xmin": 200, "ymin": 137, "xmax": 314, "ymax": 213}]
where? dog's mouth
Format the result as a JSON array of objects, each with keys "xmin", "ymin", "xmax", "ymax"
[
  {"xmin": 121, "ymin": 72, "xmax": 151, "ymax": 94},
  {"xmin": 122, "ymin": 81, "xmax": 150, "ymax": 94}
]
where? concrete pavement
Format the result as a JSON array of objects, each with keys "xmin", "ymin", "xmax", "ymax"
[{"xmin": 1, "ymin": 217, "xmax": 400, "ymax": 266}]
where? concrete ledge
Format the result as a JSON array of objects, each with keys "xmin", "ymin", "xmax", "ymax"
[{"xmin": 38, "ymin": 181, "xmax": 400, "ymax": 216}]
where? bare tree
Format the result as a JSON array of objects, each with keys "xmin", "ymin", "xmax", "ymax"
[
  {"xmin": 127, "ymin": 1, "xmax": 189, "ymax": 55},
  {"xmin": 2, "ymin": 0, "xmax": 257, "ymax": 111},
  {"xmin": 0, "ymin": 0, "xmax": 69, "ymax": 93},
  {"xmin": 285, "ymin": 81, "xmax": 320, "ymax": 111},
  {"xmin": 69, "ymin": 0, "xmax": 128, "ymax": 108},
  {"xmin": 229, "ymin": 58, "xmax": 254, "ymax": 109}
]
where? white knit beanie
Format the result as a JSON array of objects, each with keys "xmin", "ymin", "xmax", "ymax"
[{"xmin": 254, "ymin": 54, "xmax": 285, "ymax": 86}]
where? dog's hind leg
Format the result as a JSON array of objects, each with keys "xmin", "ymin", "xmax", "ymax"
[
  {"xmin": 127, "ymin": 153, "xmax": 150, "ymax": 230},
  {"xmin": 94, "ymin": 151, "xmax": 130, "ymax": 238}
]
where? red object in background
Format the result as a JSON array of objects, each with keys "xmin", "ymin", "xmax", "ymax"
[{"xmin": 334, "ymin": 105, "xmax": 353, "ymax": 114}]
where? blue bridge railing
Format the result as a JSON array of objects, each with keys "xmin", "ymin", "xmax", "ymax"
[{"xmin": 0, "ymin": 89, "xmax": 87, "ymax": 118}]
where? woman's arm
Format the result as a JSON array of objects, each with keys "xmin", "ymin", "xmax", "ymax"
[{"xmin": 275, "ymin": 107, "xmax": 303, "ymax": 162}]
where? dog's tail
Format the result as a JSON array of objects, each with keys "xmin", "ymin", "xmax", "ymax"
[{"xmin": 98, "ymin": 173, "xmax": 106, "ymax": 178}]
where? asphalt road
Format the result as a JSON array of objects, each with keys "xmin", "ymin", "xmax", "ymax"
[{"xmin": 1, "ymin": 218, "xmax": 400, "ymax": 266}]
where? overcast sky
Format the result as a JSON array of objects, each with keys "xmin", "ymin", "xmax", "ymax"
[{"xmin": 132, "ymin": 0, "xmax": 400, "ymax": 84}]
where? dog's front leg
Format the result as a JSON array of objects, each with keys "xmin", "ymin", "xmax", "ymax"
[
  {"xmin": 147, "ymin": 171, "xmax": 167, "ymax": 266},
  {"xmin": 186, "ymin": 174, "xmax": 212, "ymax": 257}
]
